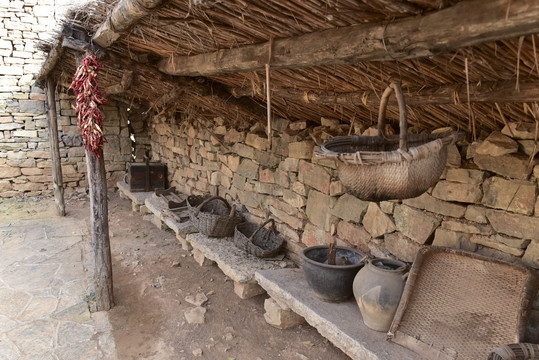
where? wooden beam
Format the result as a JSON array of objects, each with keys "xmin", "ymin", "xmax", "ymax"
[
  {"xmin": 45, "ymin": 77, "xmax": 65, "ymax": 216},
  {"xmin": 61, "ymin": 37, "xmax": 106, "ymax": 58},
  {"xmin": 92, "ymin": 0, "xmax": 166, "ymax": 48},
  {"xmin": 37, "ymin": 36, "xmax": 64, "ymax": 81},
  {"xmin": 232, "ymin": 80, "xmax": 539, "ymax": 106},
  {"xmin": 86, "ymin": 148, "xmax": 114, "ymax": 311},
  {"xmin": 158, "ymin": 0, "xmax": 539, "ymax": 76}
]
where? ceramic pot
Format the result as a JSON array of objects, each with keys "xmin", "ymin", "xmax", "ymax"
[
  {"xmin": 353, "ymin": 258, "xmax": 407, "ymax": 332},
  {"xmin": 300, "ymin": 245, "xmax": 365, "ymax": 302}
]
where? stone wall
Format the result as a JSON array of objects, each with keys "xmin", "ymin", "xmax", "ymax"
[
  {"xmin": 149, "ymin": 115, "xmax": 539, "ymax": 269},
  {"xmin": 0, "ymin": 0, "xmax": 131, "ymax": 197}
]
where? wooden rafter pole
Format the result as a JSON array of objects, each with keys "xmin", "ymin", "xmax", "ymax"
[
  {"xmin": 45, "ymin": 77, "xmax": 65, "ymax": 216},
  {"xmin": 158, "ymin": 0, "xmax": 539, "ymax": 76},
  {"xmin": 74, "ymin": 52, "xmax": 114, "ymax": 311},
  {"xmin": 92, "ymin": 0, "xmax": 166, "ymax": 48},
  {"xmin": 231, "ymin": 80, "xmax": 539, "ymax": 106}
]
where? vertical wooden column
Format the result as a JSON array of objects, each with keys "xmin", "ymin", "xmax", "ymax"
[
  {"xmin": 86, "ymin": 148, "xmax": 114, "ymax": 310},
  {"xmin": 45, "ymin": 77, "xmax": 65, "ymax": 216}
]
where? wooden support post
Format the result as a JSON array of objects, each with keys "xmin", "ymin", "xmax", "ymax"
[
  {"xmin": 45, "ymin": 77, "xmax": 65, "ymax": 216},
  {"xmin": 86, "ymin": 148, "xmax": 114, "ymax": 310}
]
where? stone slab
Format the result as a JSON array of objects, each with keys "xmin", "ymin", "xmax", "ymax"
[
  {"xmin": 144, "ymin": 196, "xmax": 197, "ymax": 235},
  {"xmin": 255, "ymin": 269, "xmax": 423, "ymax": 360},
  {"xmin": 186, "ymin": 232, "xmax": 280, "ymax": 284},
  {"xmin": 117, "ymin": 180, "xmax": 153, "ymax": 205}
]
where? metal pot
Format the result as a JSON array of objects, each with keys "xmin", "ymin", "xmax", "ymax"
[{"xmin": 300, "ymin": 245, "xmax": 365, "ymax": 303}]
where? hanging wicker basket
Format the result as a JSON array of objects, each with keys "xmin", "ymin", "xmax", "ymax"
[
  {"xmin": 233, "ymin": 218, "xmax": 284, "ymax": 258},
  {"xmin": 187, "ymin": 195, "xmax": 243, "ymax": 237},
  {"xmin": 316, "ymin": 82, "xmax": 462, "ymax": 201}
]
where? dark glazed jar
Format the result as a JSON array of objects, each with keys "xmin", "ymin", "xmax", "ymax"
[
  {"xmin": 300, "ymin": 245, "xmax": 365, "ymax": 303},
  {"xmin": 353, "ymin": 258, "xmax": 408, "ymax": 332}
]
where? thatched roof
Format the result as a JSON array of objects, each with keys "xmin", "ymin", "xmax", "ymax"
[{"xmin": 43, "ymin": 0, "xmax": 539, "ymax": 136}]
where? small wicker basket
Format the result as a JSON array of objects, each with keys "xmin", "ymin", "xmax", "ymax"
[
  {"xmin": 316, "ymin": 82, "xmax": 461, "ymax": 201},
  {"xmin": 187, "ymin": 195, "xmax": 243, "ymax": 237},
  {"xmin": 233, "ymin": 218, "xmax": 284, "ymax": 258}
]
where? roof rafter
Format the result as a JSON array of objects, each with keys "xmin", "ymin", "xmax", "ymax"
[{"xmin": 158, "ymin": 0, "xmax": 539, "ymax": 76}]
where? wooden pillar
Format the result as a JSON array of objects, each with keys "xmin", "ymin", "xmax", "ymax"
[
  {"xmin": 86, "ymin": 148, "xmax": 114, "ymax": 310},
  {"xmin": 45, "ymin": 77, "xmax": 65, "ymax": 216}
]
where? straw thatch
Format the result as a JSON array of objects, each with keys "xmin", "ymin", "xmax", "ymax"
[{"xmin": 46, "ymin": 0, "xmax": 539, "ymax": 135}]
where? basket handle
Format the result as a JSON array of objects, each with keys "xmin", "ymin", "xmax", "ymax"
[
  {"xmin": 248, "ymin": 218, "xmax": 276, "ymax": 243},
  {"xmin": 193, "ymin": 195, "xmax": 231, "ymax": 216},
  {"xmin": 377, "ymin": 82, "xmax": 408, "ymax": 152}
]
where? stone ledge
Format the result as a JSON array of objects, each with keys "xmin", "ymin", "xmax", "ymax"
[
  {"xmin": 144, "ymin": 195, "xmax": 197, "ymax": 235},
  {"xmin": 186, "ymin": 232, "xmax": 280, "ymax": 284},
  {"xmin": 255, "ymin": 269, "xmax": 423, "ymax": 360},
  {"xmin": 117, "ymin": 180, "xmax": 153, "ymax": 205}
]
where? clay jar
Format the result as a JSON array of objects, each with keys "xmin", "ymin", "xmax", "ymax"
[
  {"xmin": 353, "ymin": 258, "xmax": 408, "ymax": 332},
  {"xmin": 301, "ymin": 245, "xmax": 365, "ymax": 302}
]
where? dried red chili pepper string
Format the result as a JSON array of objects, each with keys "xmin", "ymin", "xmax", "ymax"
[{"xmin": 70, "ymin": 54, "xmax": 108, "ymax": 158}]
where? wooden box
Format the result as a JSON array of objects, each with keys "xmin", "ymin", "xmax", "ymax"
[{"xmin": 127, "ymin": 162, "xmax": 167, "ymax": 192}]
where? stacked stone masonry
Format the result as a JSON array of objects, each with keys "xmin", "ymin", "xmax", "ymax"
[
  {"xmin": 0, "ymin": 0, "xmax": 138, "ymax": 198},
  {"xmin": 150, "ymin": 116, "xmax": 539, "ymax": 272}
]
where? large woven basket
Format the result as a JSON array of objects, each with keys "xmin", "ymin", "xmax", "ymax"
[
  {"xmin": 186, "ymin": 195, "xmax": 243, "ymax": 237},
  {"xmin": 316, "ymin": 82, "xmax": 461, "ymax": 201},
  {"xmin": 388, "ymin": 247, "xmax": 539, "ymax": 360},
  {"xmin": 233, "ymin": 218, "xmax": 284, "ymax": 258}
]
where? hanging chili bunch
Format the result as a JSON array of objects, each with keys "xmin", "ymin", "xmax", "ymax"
[{"xmin": 70, "ymin": 54, "xmax": 108, "ymax": 157}]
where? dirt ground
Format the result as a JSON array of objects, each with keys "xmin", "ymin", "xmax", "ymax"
[{"xmin": 42, "ymin": 190, "xmax": 350, "ymax": 360}]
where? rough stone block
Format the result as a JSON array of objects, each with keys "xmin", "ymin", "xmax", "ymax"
[
  {"xmin": 487, "ymin": 209, "xmax": 539, "ymax": 240},
  {"xmin": 446, "ymin": 144, "xmax": 461, "ymax": 167},
  {"xmin": 502, "ymin": 122, "xmax": 536, "ymax": 140},
  {"xmin": 490, "ymin": 234, "xmax": 529, "ymax": 249},
  {"xmin": 445, "ymin": 168, "xmax": 486, "ymax": 185},
  {"xmin": 432, "ymin": 181, "xmax": 482, "ymax": 203},
  {"xmin": 331, "ymin": 194, "xmax": 368, "ymax": 223},
  {"xmin": 441, "ymin": 220, "xmax": 492, "ymax": 235},
  {"xmin": 13, "ymin": 130, "xmax": 37, "ymax": 138},
  {"xmin": 481, "ymin": 177, "xmax": 536, "ymax": 215},
  {"xmin": 292, "ymin": 181, "xmax": 306, "ymax": 196},
  {"xmin": 259, "ymin": 167, "xmax": 275, "ymax": 183},
  {"xmin": 232, "ymin": 143, "xmax": 255, "ymax": 159},
  {"xmin": 301, "ymin": 222, "xmax": 333, "ymax": 247},
  {"xmin": 176, "ymin": 233, "xmax": 193, "ymax": 251},
  {"xmin": 270, "ymin": 205, "xmax": 304, "ymax": 230},
  {"xmin": 476, "ymin": 131, "xmax": 519, "ymax": 156},
  {"xmin": 264, "ymin": 297, "xmax": 305, "ymax": 329},
  {"xmin": 234, "ymin": 280, "xmax": 265, "ymax": 299},
  {"xmin": 279, "ymin": 157, "xmax": 299, "ymax": 172},
  {"xmin": 464, "ymin": 205, "xmax": 489, "ymax": 224},
  {"xmin": 336, "ymin": 221, "xmax": 370, "ymax": 253},
  {"xmin": 384, "ymin": 232, "xmax": 422, "ymax": 262},
  {"xmin": 245, "ymin": 133, "xmax": 269, "ymax": 150},
  {"xmin": 0, "ymin": 165, "xmax": 21, "ymax": 178},
  {"xmin": 522, "ymin": 240, "xmax": 539, "ymax": 269},
  {"xmin": 393, "ymin": 205, "xmax": 440, "ymax": 244},
  {"xmin": 362, "ymin": 202, "xmax": 396, "ymax": 238},
  {"xmin": 432, "ymin": 228, "xmax": 476, "ymax": 251},
  {"xmin": 283, "ymin": 189, "xmax": 306, "ymax": 208},
  {"xmin": 298, "ymin": 160, "xmax": 331, "ymax": 194},
  {"xmin": 306, "ymin": 190, "xmax": 331, "ymax": 229},
  {"xmin": 289, "ymin": 141, "xmax": 315, "ymax": 160},
  {"xmin": 473, "ymin": 153, "xmax": 535, "ymax": 180},
  {"xmin": 403, "ymin": 192, "xmax": 466, "ymax": 218},
  {"xmin": 236, "ymin": 158, "xmax": 258, "ymax": 180},
  {"xmin": 192, "ymin": 249, "xmax": 216, "ymax": 267},
  {"xmin": 470, "ymin": 235, "xmax": 525, "ymax": 256},
  {"xmin": 18, "ymin": 99, "xmax": 44, "ymax": 113},
  {"xmin": 224, "ymin": 129, "xmax": 245, "ymax": 143}
]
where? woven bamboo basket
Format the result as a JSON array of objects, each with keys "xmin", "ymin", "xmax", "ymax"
[
  {"xmin": 488, "ymin": 343, "xmax": 539, "ymax": 360},
  {"xmin": 233, "ymin": 218, "xmax": 284, "ymax": 258},
  {"xmin": 186, "ymin": 195, "xmax": 243, "ymax": 237},
  {"xmin": 388, "ymin": 247, "xmax": 539, "ymax": 360},
  {"xmin": 316, "ymin": 82, "xmax": 461, "ymax": 201}
]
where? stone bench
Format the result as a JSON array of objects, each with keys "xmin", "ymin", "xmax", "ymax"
[
  {"xmin": 255, "ymin": 268, "xmax": 423, "ymax": 360},
  {"xmin": 185, "ymin": 232, "xmax": 281, "ymax": 299},
  {"xmin": 117, "ymin": 181, "xmax": 153, "ymax": 212},
  {"xmin": 144, "ymin": 195, "xmax": 197, "ymax": 235}
]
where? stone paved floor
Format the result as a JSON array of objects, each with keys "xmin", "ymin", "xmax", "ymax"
[{"xmin": 0, "ymin": 208, "xmax": 116, "ymax": 360}]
